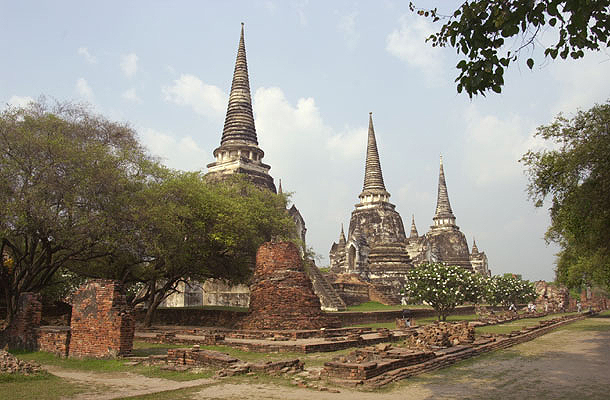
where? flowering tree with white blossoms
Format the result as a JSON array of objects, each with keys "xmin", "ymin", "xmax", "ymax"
[
  {"xmin": 405, "ymin": 263, "xmax": 484, "ymax": 321},
  {"xmin": 485, "ymin": 274, "xmax": 537, "ymax": 308}
]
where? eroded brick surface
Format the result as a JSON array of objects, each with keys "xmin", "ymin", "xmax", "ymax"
[
  {"xmin": 239, "ymin": 241, "xmax": 340, "ymax": 330},
  {"xmin": 69, "ymin": 280, "xmax": 134, "ymax": 358},
  {"xmin": 4, "ymin": 292, "xmax": 42, "ymax": 350}
]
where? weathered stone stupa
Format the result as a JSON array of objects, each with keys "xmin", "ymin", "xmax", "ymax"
[
  {"xmin": 424, "ymin": 156, "xmax": 473, "ymax": 270},
  {"xmin": 205, "ymin": 23, "xmax": 276, "ymax": 193},
  {"xmin": 469, "ymin": 238, "xmax": 490, "ymax": 276},
  {"xmin": 329, "ymin": 113, "xmax": 412, "ymax": 291},
  {"xmin": 239, "ymin": 241, "xmax": 339, "ymax": 330}
]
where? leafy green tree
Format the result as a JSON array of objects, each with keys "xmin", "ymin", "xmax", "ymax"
[
  {"xmin": 405, "ymin": 263, "xmax": 483, "ymax": 321},
  {"xmin": 411, "ymin": 1, "xmax": 610, "ymax": 97},
  {"xmin": 485, "ymin": 274, "xmax": 537, "ymax": 308},
  {"xmin": 0, "ymin": 100, "xmax": 155, "ymax": 325},
  {"xmin": 126, "ymin": 173, "xmax": 297, "ymax": 326},
  {"xmin": 521, "ymin": 100, "xmax": 610, "ymax": 290}
]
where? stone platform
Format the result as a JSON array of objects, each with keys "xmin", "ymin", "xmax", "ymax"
[{"xmin": 136, "ymin": 326, "xmax": 410, "ymax": 353}]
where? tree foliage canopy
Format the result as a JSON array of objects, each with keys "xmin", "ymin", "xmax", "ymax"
[
  {"xmin": 485, "ymin": 274, "xmax": 537, "ymax": 307},
  {"xmin": 0, "ymin": 100, "xmax": 297, "ymax": 326},
  {"xmin": 405, "ymin": 263, "xmax": 483, "ymax": 320},
  {"xmin": 0, "ymin": 100, "xmax": 155, "ymax": 323},
  {"xmin": 521, "ymin": 100, "xmax": 610, "ymax": 290},
  {"xmin": 412, "ymin": 1, "xmax": 610, "ymax": 97}
]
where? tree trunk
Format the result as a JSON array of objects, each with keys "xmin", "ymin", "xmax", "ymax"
[
  {"xmin": 4, "ymin": 291, "xmax": 16, "ymax": 327},
  {"xmin": 143, "ymin": 294, "xmax": 165, "ymax": 328}
]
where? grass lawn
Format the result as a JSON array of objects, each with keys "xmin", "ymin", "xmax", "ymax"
[
  {"xmin": 417, "ymin": 313, "xmax": 481, "ymax": 325},
  {"xmin": 9, "ymin": 345, "xmax": 214, "ymax": 382},
  {"xmin": 342, "ymin": 301, "xmax": 432, "ymax": 312},
  {"xmin": 199, "ymin": 344, "xmax": 352, "ymax": 367},
  {"xmin": 0, "ymin": 372, "xmax": 86, "ymax": 400},
  {"xmin": 475, "ymin": 312, "xmax": 577, "ymax": 335}
]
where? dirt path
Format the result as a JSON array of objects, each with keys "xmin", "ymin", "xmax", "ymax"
[
  {"xmin": 43, "ymin": 366, "xmax": 214, "ymax": 400},
  {"xmin": 45, "ymin": 315, "xmax": 610, "ymax": 399}
]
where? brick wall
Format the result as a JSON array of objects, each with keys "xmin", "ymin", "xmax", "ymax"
[
  {"xmin": 37, "ymin": 326, "xmax": 70, "ymax": 357},
  {"xmin": 68, "ymin": 280, "xmax": 134, "ymax": 358},
  {"xmin": 4, "ymin": 292, "xmax": 42, "ymax": 350}
]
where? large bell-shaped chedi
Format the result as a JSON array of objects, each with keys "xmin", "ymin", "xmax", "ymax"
[
  {"xmin": 206, "ymin": 23, "xmax": 276, "ymax": 193},
  {"xmin": 329, "ymin": 113, "xmax": 412, "ymax": 289},
  {"xmin": 425, "ymin": 156, "xmax": 473, "ymax": 270}
]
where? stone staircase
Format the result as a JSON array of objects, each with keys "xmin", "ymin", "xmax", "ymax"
[
  {"xmin": 369, "ymin": 284, "xmax": 402, "ymax": 306},
  {"xmin": 304, "ymin": 262, "xmax": 347, "ymax": 311}
]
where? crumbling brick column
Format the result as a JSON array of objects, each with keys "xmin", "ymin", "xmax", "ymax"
[
  {"xmin": 239, "ymin": 241, "xmax": 339, "ymax": 330},
  {"xmin": 5, "ymin": 292, "xmax": 42, "ymax": 350},
  {"xmin": 68, "ymin": 279, "xmax": 134, "ymax": 358}
]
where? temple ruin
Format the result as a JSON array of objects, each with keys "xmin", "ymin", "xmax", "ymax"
[
  {"xmin": 329, "ymin": 136, "xmax": 491, "ymax": 304},
  {"xmin": 328, "ymin": 113, "xmax": 412, "ymax": 303}
]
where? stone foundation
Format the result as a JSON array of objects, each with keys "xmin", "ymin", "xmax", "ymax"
[
  {"xmin": 69, "ymin": 280, "xmax": 135, "ymax": 358},
  {"xmin": 239, "ymin": 242, "xmax": 339, "ymax": 330}
]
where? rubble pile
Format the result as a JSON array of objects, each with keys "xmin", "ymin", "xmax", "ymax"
[
  {"xmin": 0, "ymin": 349, "xmax": 43, "ymax": 375},
  {"xmin": 406, "ymin": 321, "xmax": 475, "ymax": 349}
]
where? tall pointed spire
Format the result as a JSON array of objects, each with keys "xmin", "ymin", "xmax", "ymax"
[
  {"xmin": 278, "ymin": 178, "xmax": 283, "ymax": 195},
  {"xmin": 221, "ymin": 22, "xmax": 258, "ymax": 145},
  {"xmin": 432, "ymin": 155, "xmax": 456, "ymax": 227},
  {"xmin": 206, "ymin": 24, "xmax": 275, "ymax": 193},
  {"xmin": 362, "ymin": 112, "xmax": 386, "ymax": 192},
  {"xmin": 410, "ymin": 215, "xmax": 419, "ymax": 238},
  {"xmin": 358, "ymin": 113, "xmax": 390, "ymax": 205},
  {"xmin": 339, "ymin": 224, "xmax": 346, "ymax": 245}
]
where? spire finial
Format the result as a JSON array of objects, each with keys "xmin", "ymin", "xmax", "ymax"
[
  {"xmin": 433, "ymin": 155, "xmax": 456, "ymax": 224},
  {"xmin": 220, "ymin": 24, "xmax": 258, "ymax": 145},
  {"xmin": 278, "ymin": 178, "xmax": 283, "ymax": 195},
  {"xmin": 410, "ymin": 214, "xmax": 419, "ymax": 238},
  {"xmin": 361, "ymin": 112, "xmax": 387, "ymax": 193},
  {"xmin": 339, "ymin": 224, "xmax": 346, "ymax": 245},
  {"xmin": 472, "ymin": 237, "xmax": 479, "ymax": 254}
]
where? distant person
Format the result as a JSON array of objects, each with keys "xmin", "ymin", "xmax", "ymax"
[
  {"xmin": 402, "ymin": 308, "xmax": 411, "ymax": 327},
  {"xmin": 577, "ymin": 302, "xmax": 582, "ymax": 313},
  {"xmin": 545, "ymin": 303, "xmax": 549, "ymax": 312},
  {"xmin": 509, "ymin": 303, "xmax": 516, "ymax": 312}
]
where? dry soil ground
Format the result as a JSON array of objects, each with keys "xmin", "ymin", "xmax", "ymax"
[{"xmin": 20, "ymin": 314, "xmax": 610, "ymax": 399}]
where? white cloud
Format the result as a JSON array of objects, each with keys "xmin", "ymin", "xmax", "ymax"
[
  {"xmin": 121, "ymin": 88, "xmax": 141, "ymax": 102},
  {"xmin": 338, "ymin": 11, "xmax": 359, "ymax": 50},
  {"xmin": 254, "ymin": 86, "xmax": 365, "ymax": 163},
  {"xmin": 293, "ymin": 0, "xmax": 309, "ymax": 26},
  {"xmin": 253, "ymin": 86, "xmax": 366, "ymax": 266},
  {"xmin": 549, "ymin": 47, "xmax": 610, "ymax": 114},
  {"xmin": 77, "ymin": 47, "xmax": 97, "ymax": 64},
  {"xmin": 139, "ymin": 128, "xmax": 209, "ymax": 171},
  {"xmin": 7, "ymin": 95, "xmax": 34, "ymax": 108},
  {"xmin": 462, "ymin": 105, "xmax": 543, "ymax": 186},
  {"xmin": 162, "ymin": 74, "xmax": 226, "ymax": 119},
  {"xmin": 264, "ymin": 0, "xmax": 276, "ymax": 13},
  {"xmin": 121, "ymin": 53, "xmax": 139, "ymax": 77},
  {"xmin": 75, "ymin": 78, "xmax": 94, "ymax": 101},
  {"xmin": 386, "ymin": 14, "xmax": 446, "ymax": 85}
]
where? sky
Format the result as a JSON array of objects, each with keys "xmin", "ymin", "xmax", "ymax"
[{"xmin": 2, "ymin": 1, "xmax": 609, "ymax": 282}]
